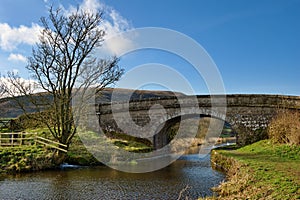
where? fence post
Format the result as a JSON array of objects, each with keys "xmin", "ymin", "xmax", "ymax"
[
  {"xmin": 20, "ymin": 132, "xmax": 24, "ymax": 146},
  {"xmin": 35, "ymin": 133, "xmax": 37, "ymax": 146},
  {"xmin": 11, "ymin": 133, "xmax": 13, "ymax": 146}
]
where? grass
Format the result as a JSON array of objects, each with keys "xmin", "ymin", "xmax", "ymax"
[
  {"xmin": 203, "ymin": 140, "xmax": 300, "ymax": 200},
  {"xmin": 0, "ymin": 125, "xmax": 55, "ymax": 173},
  {"xmin": 0, "ymin": 125, "xmax": 154, "ymax": 171},
  {"xmin": 0, "ymin": 146, "xmax": 54, "ymax": 173},
  {"xmin": 0, "ymin": 128, "xmax": 11, "ymax": 133},
  {"xmin": 112, "ymin": 139, "xmax": 153, "ymax": 152},
  {"xmin": 66, "ymin": 130, "xmax": 153, "ymax": 165}
]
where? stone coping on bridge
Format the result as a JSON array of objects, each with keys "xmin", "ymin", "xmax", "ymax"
[{"xmin": 97, "ymin": 94, "xmax": 300, "ymax": 105}]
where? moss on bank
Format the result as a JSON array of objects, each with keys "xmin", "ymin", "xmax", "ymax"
[
  {"xmin": 66, "ymin": 137, "xmax": 102, "ymax": 166},
  {"xmin": 203, "ymin": 140, "xmax": 300, "ymax": 200},
  {"xmin": 0, "ymin": 146, "xmax": 55, "ymax": 173}
]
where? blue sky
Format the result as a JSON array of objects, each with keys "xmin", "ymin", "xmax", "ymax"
[{"xmin": 0, "ymin": 0, "xmax": 299, "ymax": 95}]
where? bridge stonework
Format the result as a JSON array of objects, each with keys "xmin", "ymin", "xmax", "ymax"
[{"xmin": 97, "ymin": 94, "xmax": 300, "ymax": 147}]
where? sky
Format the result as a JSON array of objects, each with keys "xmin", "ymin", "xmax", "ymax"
[{"xmin": 0, "ymin": 0, "xmax": 299, "ymax": 95}]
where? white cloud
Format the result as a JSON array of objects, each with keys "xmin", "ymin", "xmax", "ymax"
[
  {"xmin": 63, "ymin": 0, "xmax": 101, "ymax": 16},
  {"xmin": 0, "ymin": 77, "xmax": 41, "ymax": 97},
  {"xmin": 8, "ymin": 53, "xmax": 27, "ymax": 63},
  {"xmin": 80, "ymin": 0, "xmax": 101, "ymax": 14},
  {"xmin": 0, "ymin": 23, "xmax": 42, "ymax": 51},
  {"xmin": 109, "ymin": 9, "xmax": 130, "ymax": 32},
  {"xmin": 101, "ymin": 34, "xmax": 135, "ymax": 56},
  {"xmin": 63, "ymin": 0, "xmax": 134, "ymax": 56},
  {"xmin": 100, "ymin": 4, "xmax": 134, "ymax": 56},
  {"xmin": 0, "ymin": 0, "xmax": 133, "ymax": 57}
]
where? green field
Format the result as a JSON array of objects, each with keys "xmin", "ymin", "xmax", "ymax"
[{"xmin": 204, "ymin": 140, "xmax": 300, "ymax": 200}]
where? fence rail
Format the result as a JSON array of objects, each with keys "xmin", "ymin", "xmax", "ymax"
[
  {"xmin": 35, "ymin": 136, "xmax": 68, "ymax": 153},
  {"xmin": 0, "ymin": 132, "xmax": 67, "ymax": 153}
]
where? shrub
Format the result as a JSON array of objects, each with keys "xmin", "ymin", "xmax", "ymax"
[
  {"xmin": 268, "ymin": 109, "xmax": 300, "ymax": 145},
  {"xmin": 13, "ymin": 111, "xmax": 54, "ymax": 130}
]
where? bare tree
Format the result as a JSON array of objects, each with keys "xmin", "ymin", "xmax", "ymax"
[{"xmin": 0, "ymin": 7, "xmax": 123, "ymax": 153}]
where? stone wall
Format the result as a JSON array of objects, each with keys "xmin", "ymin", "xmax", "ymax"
[{"xmin": 97, "ymin": 94, "xmax": 300, "ymax": 147}]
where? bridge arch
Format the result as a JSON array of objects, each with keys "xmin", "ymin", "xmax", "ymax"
[{"xmin": 153, "ymin": 113, "xmax": 234, "ymax": 150}]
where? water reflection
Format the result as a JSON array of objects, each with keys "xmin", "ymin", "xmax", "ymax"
[{"xmin": 0, "ymin": 154, "xmax": 224, "ymax": 200}]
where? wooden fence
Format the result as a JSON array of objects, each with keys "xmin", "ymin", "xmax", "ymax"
[
  {"xmin": 0, "ymin": 132, "xmax": 67, "ymax": 153},
  {"xmin": 35, "ymin": 136, "xmax": 68, "ymax": 153}
]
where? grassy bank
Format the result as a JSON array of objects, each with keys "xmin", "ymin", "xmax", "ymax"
[
  {"xmin": 0, "ymin": 146, "xmax": 55, "ymax": 173},
  {"xmin": 204, "ymin": 140, "xmax": 300, "ymax": 200},
  {"xmin": 0, "ymin": 128, "xmax": 154, "ymax": 172}
]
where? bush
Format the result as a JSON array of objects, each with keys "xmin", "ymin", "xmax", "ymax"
[
  {"xmin": 13, "ymin": 111, "xmax": 54, "ymax": 130},
  {"xmin": 268, "ymin": 109, "xmax": 300, "ymax": 145}
]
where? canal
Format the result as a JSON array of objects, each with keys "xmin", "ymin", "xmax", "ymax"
[{"xmin": 0, "ymin": 153, "xmax": 224, "ymax": 199}]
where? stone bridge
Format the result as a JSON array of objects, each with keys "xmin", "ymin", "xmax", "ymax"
[{"xmin": 97, "ymin": 94, "xmax": 300, "ymax": 148}]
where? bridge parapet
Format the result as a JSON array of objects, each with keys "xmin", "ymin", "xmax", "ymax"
[{"xmin": 99, "ymin": 94, "xmax": 300, "ymax": 113}]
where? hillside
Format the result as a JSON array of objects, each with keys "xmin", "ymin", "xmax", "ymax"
[{"xmin": 0, "ymin": 88, "xmax": 186, "ymax": 118}]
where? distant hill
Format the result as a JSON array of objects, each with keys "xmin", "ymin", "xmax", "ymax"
[
  {"xmin": 0, "ymin": 88, "xmax": 186, "ymax": 118},
  {"xmin": 0, "ymin": 94, "xmax": 49, "ymax": 119}
]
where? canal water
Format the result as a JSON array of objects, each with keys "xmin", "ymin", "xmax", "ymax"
[{"xmin": 0, "ymin": 153, "xmax": 224, "ymax": 200}]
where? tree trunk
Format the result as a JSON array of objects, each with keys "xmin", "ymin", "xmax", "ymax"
[{"xmin": 52, "ymin": 150, "xmax": 68, "ymax": 165}]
